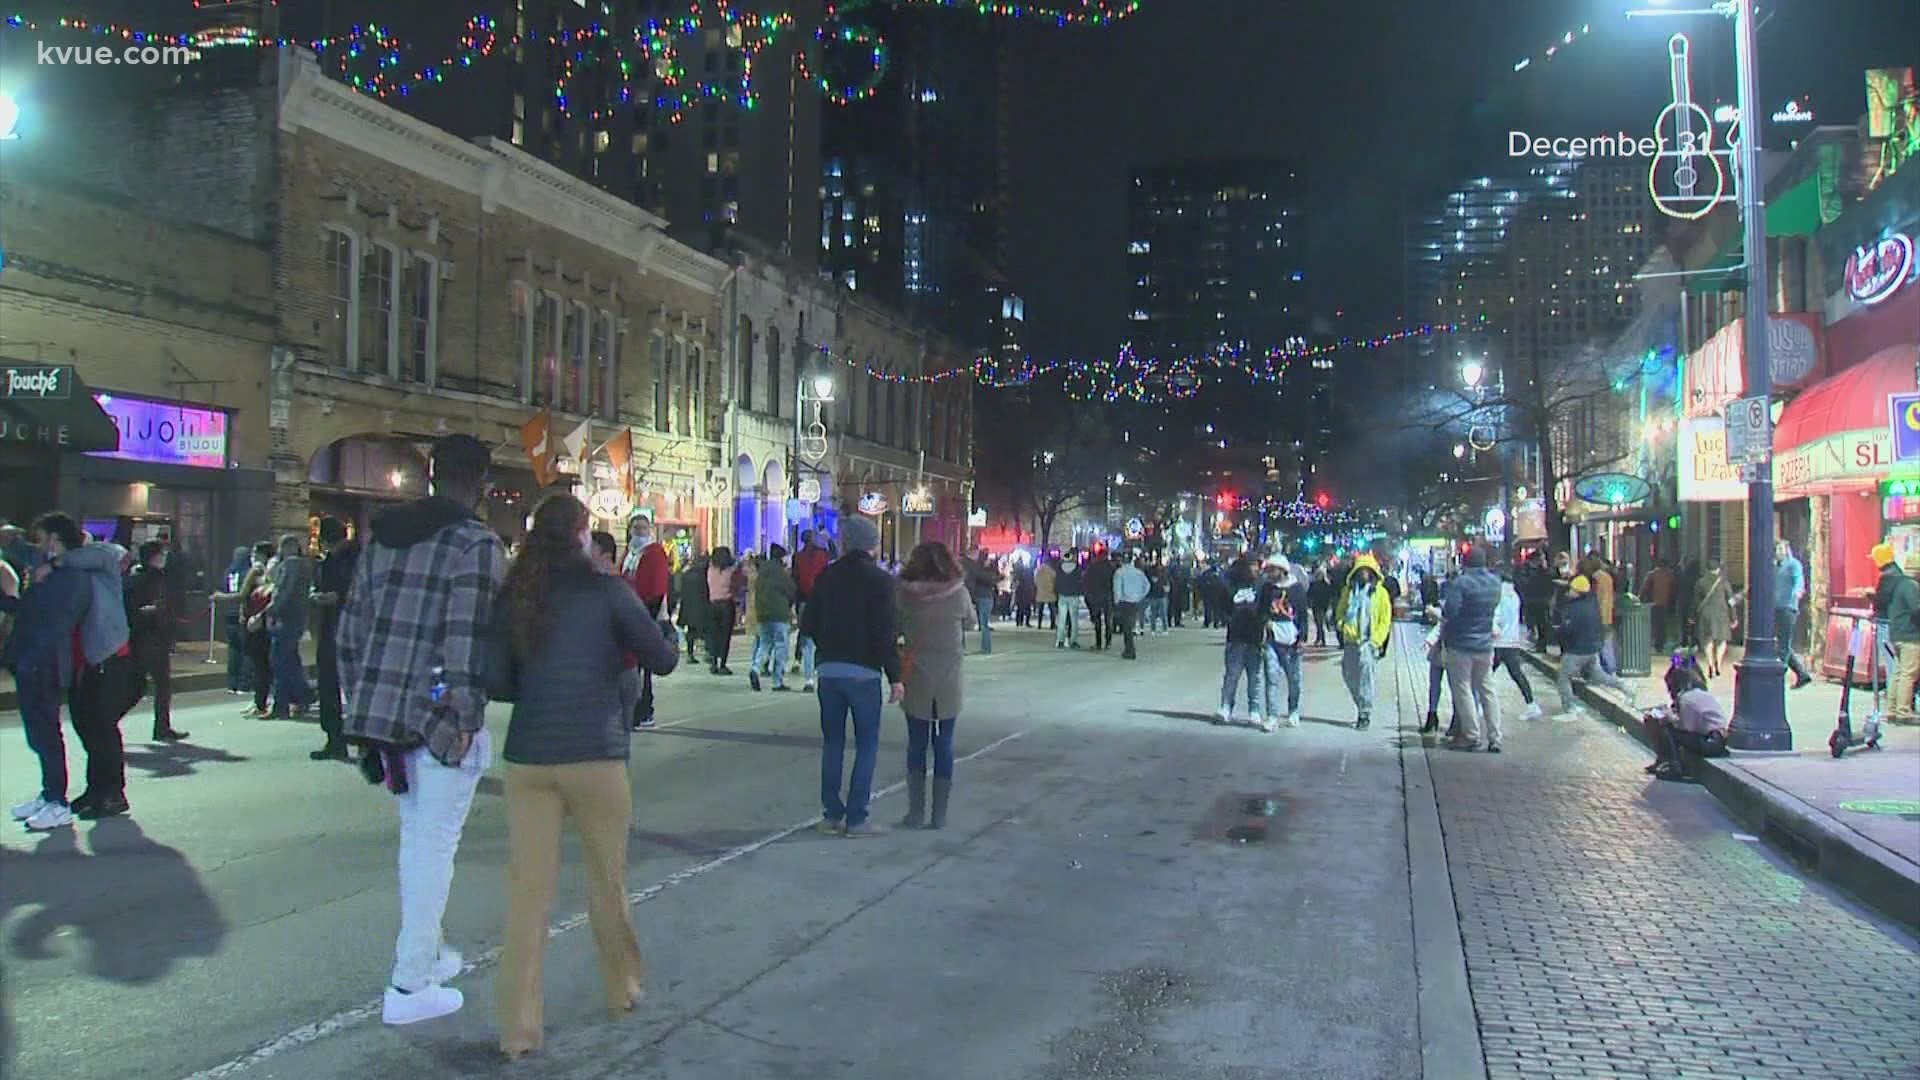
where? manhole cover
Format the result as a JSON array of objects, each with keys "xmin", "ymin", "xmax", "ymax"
[{"xmin": 1838, "ymin": 799, "xmax": 1920, "ymax": 819}]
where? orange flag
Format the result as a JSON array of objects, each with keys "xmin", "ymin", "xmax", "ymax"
[
  {"xmin": 520, "ymin": 410, "xmax": 555, "ymax": 488},
  {"xmin": 601, "ymin": 428, "xmax": 635, "ymax": 501}
]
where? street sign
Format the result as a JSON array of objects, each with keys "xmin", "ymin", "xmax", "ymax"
[{"xmin": 1723, "ymin": 394, "xmax": 1772, "ymax": 466}]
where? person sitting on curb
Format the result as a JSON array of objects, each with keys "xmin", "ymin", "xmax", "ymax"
[
  {"xmin": 1554, "ymin": 575, "xmax": 1637, "ymax": 718},
  {"xmin": 1641, "ymin": 655, "xmax": 1729, "ymax": 782}
]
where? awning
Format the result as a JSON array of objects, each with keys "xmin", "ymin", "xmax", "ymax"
[
  {"xmin": 1766, "ymin": 170, "xmax": 1824, "ymax": 237},
  {"xmin": 1772, "ymin": 344, "xmax": 1919, "ymax": 495},
  {"xmin": 0, "ymin": 363, "xmax": 120, "ymax": 453}
]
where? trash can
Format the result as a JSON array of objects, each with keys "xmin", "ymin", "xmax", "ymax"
[{"xmin": 1617, "ymin": 598, "xmax": 1653, "ymax": 677}]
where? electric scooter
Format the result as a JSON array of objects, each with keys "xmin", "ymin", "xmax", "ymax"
[{"xmin": 1830, "ymin": 616, "xmax": 1885, "ymax": 758}]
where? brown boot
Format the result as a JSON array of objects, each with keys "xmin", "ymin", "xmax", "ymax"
[
  {"xmin": 929, "ymin": 776, "xmax": 952, "ymax": 830},
  {"xmin": 898, "ymin": 772, "xmax": 926, "ymax": 828}
]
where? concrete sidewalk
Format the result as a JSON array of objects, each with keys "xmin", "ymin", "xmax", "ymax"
[
  {"xmin": 1515, "ymin": 646, "xmax": 1920, "ymax": 934},
  {"xmin": 0, "ymin": 639, "xmax": 317, "ymax": 714}
]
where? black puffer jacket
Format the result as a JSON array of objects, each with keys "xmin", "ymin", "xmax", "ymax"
[{"xmin": 800, "ymin": 551, "xmax": 901, "ymax": 682}]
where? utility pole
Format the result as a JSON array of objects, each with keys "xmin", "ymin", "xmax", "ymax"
[{"xmin": 1726, "ymin": 0, "xmax": 1790, "ymax": 751}]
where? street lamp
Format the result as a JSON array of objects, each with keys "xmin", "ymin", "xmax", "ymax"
[
  {"xmin": 1453, "ymin": 443, "xmax": 1467, "ymax": 459},
  {"xmin": 1461, "ymin": 358, "xmax": 1485, "ymax": 389},
  {"xmin": 0, "ymin": 92, "xmax": 19, "ymax": 141},
  {"xmin": 812, "ymin": 373, "xmax": 836, "ymax": 402},
  {"xmin": 1629, "ymin": 0, "xmax": 1789, "ymax": 751}
]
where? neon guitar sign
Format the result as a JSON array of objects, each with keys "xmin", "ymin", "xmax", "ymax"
[{"xmin": 1649, "ymin": 33, "xmax": 1735, "ymax": 221}]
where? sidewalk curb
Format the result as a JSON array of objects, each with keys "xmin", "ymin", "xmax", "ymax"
[
  {"xmin": 0, "ymin": 665, "xmax": 317, "ymax": 715},
  {"xmin": 1515, "ymin": 651, "xmax": 1920, "ymax": 935},
  {"xmin": 1394, "ymin": 632, "xmax": 1490, "ymax": 1080}
]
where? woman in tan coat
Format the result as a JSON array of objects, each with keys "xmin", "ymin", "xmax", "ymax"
[{"xmin": 894, "ymin": 541, "xmax": 975, "ymax": 829}]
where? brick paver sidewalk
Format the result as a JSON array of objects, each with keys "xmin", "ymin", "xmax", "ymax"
[{"xmin": 1400, "ymin": 637, "xmax": 1920, "ymax": 1079}]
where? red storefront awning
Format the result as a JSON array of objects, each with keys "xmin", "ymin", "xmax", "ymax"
[
  {"xmin": 1774, "ymin": 344, "xmax": 1918, "ymax": 451},
  {"xmin": 1772, "ymin": 344, "xmax": 1920, "ymax": 495}
]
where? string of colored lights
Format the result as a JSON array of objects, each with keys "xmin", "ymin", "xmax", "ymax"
[
  {"xmin": 0, "ymin": 13, "xmax": 500, "ymax": 98},
  {"xmin": 806, "ymin": 323, "xmax": 1474, "ymax": 403},
  {"xmin": 6, "ymin": 2, "xmax": 1131, "ymax": 110},
  {"xmin": 798, "ymin": 2, "xmax": 890, "ymax": 106},
  {"xmin": 893, "ymin": 0, "xmax": 1140, "ymax": 25}
]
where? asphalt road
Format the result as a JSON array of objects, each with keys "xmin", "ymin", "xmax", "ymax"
[{"xmin": 1, "ymin": 622, "xmax": 1914, "ymax": 1079}]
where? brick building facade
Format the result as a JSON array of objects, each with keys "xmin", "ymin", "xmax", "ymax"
[
  {"xmin": 273, "ymin": 50, "xmax": 729, "ymax": 548},
  {"xmin": 0, "ymin": 152, "xmax": 277, "ymax": 611}
]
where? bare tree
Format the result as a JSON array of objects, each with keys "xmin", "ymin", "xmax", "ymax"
[
  {"xmin": 1026, "ymin": 412, "xmax": 1117, "ymax": 549},
  {"xmin": 1411, "ymin": 339, "xmax": 1645, "ymax": 546}
]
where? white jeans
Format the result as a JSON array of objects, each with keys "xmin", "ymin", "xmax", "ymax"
[{"xmin": 391, "ymin": 728, "xmax": 490, "ymax": 991}]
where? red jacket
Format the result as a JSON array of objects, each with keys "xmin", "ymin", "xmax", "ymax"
[
  {"xmin": 793, "ymin": 547, "xmax": 830, "ymax": 600},
  {"xmin": 627, "ymin": 543, "xmax": 670, "ymax": 613}
]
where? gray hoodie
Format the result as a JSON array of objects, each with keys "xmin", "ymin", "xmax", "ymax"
[{"xmin": 54, "ymin": 542, "xmax": 132, "ymax": 665}]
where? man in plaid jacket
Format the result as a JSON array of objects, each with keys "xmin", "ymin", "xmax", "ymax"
[{"xmin": 336, "ymin": 433, "xmax": 506, "ymax": 1026}]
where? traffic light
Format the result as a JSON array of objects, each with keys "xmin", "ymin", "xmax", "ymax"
[
  {"xmin": 1217, "ymin": 490, "xmax": 1235, "ymax": 509},
  {"xmin": 1315, "ymin": 492, "xmax": 1330, "ymax": 509}
]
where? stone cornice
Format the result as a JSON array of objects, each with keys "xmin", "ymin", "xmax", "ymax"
[{"xmin": 278, "ymin": 51, "xmax": 720, "ymax": 297}]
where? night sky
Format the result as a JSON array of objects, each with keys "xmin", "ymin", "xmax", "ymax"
[{"xmin": 999, "ymin": 0, "xmax": 1920, "ymax": 361}]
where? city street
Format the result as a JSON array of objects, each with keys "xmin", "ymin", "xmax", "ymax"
[{"xmin": 3, "ymin": 623, "xmax": 1916, "ymax": 1080}]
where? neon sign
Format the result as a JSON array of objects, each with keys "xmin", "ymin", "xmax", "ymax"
[
  {"xmin": 1845, "ymin": 233, "xmax": 1916, "ymax": 306},
  {"xmin": 88, "ymin": 393, "xmax": 227, "ymax": 468},
  {"xmin": 857, "ymin": 492, "xmax": 888, "ymax": 516},
  {"xmin": 1771, "ymin": 99, "xmax": 1814, "ymax": 124}
]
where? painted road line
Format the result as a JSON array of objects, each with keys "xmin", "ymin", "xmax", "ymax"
[{"xmin": 179, "ymin": 729, "xmax": 1028, "ymax": 1080}]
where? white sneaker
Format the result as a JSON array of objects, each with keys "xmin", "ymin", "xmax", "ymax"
[
  {"xmin": 1250, "ymin": 713, "xmax": 1265, "ymax": 731},
  {"xmin": 1552, "ymin": 709, "xmax": 1578, "ymax": 723},
  {"xmin": 1285, "ymin": 711, "xmax": 1301, "ymax": 728},
  {"xmin": 1215, "ymin": 707, "xmax": 1231, "ymax": 726},
  {"xmin": 803, "ymin": 679, "xmax": 816, "ymax": 692},
  {"xmin": 1524, "ymin": 703, "xmax": 1544, "ymax": 721},
  {"xmin": 24, "ymin": 802, "xmax": 74, "ymax": 831},
  {"xmin": 382, "ymin": 984, "xmax": 464, "ymax": 1026},
  {"xmin": 1259, "ymin": 717, "xmax": 1277, "ymax": 733},
  {"xmin": 11, "ymin": 795, "xmax": 48, "ymax": 821},
  {"xmin": 431, "ymin": 947, "xmax": 464, "ymax": 983}
]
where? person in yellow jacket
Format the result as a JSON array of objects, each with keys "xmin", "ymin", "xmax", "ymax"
[{"xmin": 1336, "ymin": 553, "xmax": 1394, "ymax": 730}]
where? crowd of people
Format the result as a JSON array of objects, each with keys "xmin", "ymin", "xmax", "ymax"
[{"xmin": 1, "ymin": 450, "xmax": 1799, "ymax": 1052}]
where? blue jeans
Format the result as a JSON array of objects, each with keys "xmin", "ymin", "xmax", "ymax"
[
  {"xmin": 906, "ymin": 717, "xmax": 957, "ymax": 778},
  {"xmin": 974, "ymin": 594, "xmax": 994, "ymax": 653},
  {"xmin": 818, "ymin": 676, "xmax": 884, "ymax": 826},
  {"xmin": 1220, "ymin": 643, "xmax": 1264, "ymax": 714},
  {"xmin": 271, "ymin": 623, "xmax": 313, "ymax": 714},
  {"xmin": 1055, "ymin": 597, "xmax": 1083, "ymax": 646},
  {"xmin": 1264, "ymin": 644, "xmax": 1302, "ymax": 718},
  {"xmin": 1146, "ymin": 597, "xmax": 1168, "ymax": 632},
  {"xmin": 755, "ymin": 621, "xmax": 791, "ymax": 687},
  {"xmin": 15, "ymin": 664, "xmax": 68, "ymax": 804}
]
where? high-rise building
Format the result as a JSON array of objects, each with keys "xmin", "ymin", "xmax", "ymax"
[
  {"xmin": 1123, "ymin": 159, "xmax": 1309, "ymax": 360},
  {"xmin": 1122, "ymin": 159, "xmax": 1321, "ymax": 475},
  {"xmin": 1406, "ymin": 161, "xmax": 1657, "ymax": 382},
  {"xmin": 278, "ymin": 0, "xmax": 822, "ymax": 258},
  {"xmin": 818, "ymin": 7, "xmax": 1005, "ymax": 345}
]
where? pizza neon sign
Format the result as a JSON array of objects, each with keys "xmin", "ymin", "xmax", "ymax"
[{"xmin": 1845, "ymin": 233, "xmax": 1916, "ymax": 306}]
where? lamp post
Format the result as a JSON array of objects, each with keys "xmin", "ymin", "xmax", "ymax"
[
  {"xmin": 793, "ymin": 369, "xmax": 834, "ymax": 551},
  {"xmin": 1628, "ymin": 0, "xmax": 1787, "ymax": 749}
]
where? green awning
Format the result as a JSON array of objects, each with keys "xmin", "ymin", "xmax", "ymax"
[{"xmin": 1766, "ymin": 171, "xmax": 1823, "ymax": 237}]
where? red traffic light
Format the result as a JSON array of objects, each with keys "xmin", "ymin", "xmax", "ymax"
[
  {"xmin": 1216, "ymin": 491, "xmax": 1235, "ymax": 509},
  {"xmin": 1315, "ymin": 492, "xmax": 1330, "ymax": 509}
]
